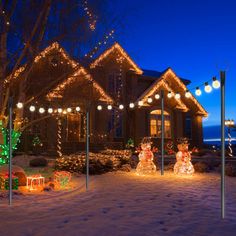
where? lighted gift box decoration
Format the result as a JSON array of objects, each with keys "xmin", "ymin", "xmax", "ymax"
[
  {"xmin": 0, "ymin": 174, "xmax": 19, "ymax": 190},
  {"xmin": 54, "ymin": 171, "xmax": 71, "ymax": 189},
  {"xmin": 174, "ymin": 138, "xmax": 194, "ymax": 175},
  {"xmin": 136, "ymin": 137, "xmax": 157, "ymax": 175},
  {"xmin": 26, "ymin": 174, "xmax": 45, "ymax": 190}
]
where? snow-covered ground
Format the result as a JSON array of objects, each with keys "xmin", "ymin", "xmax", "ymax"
[{"xmin": 0, "ymin": 171, "xmax": 236, "ymax": 236}]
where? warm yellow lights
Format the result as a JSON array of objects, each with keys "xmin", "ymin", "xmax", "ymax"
[
  {"xmin": 29, "ymin": 105, "xmax": 35, "ymax": 112},
  {"xmin": 97, "ymin": 105, "xmax": 102, "ymax": 110},
  {"xmin": 16, "ymin": 102, "xmax": 23, "ymax": 109},
  {"xmin": 185, "ymin": 90, "xmax": 191, "ymax": 98},
  {"xmin": 175, "ymin": 93, "xmax": 181, "ymax": 99},
  {"xmin": 119, "ymin": 104, "xmax": 124, "ymax": 110},
  {"xmin": 107, "ymin": 105, "xmax": 112, "ymax": 110},
  {"xmin": 167, "ymin": 91, "xmax": 173, "ymax": 98},
  {"xmin": 147, "ymin": 97, "xmax": 153, "ymax": 103},
  {"xmin": 67, "ymin": 108, "xmax": 72, "ymax": 113},
  {"xmin": 48, "ymin": 108, "xmax": 53, "ymax": 113},
  {"xmin": 212, "ymin": 77, "xmax": 220, "ymax": 89},
  {"xmin": 138, "ymin": 101, "xmax": 144, "ymax": 106},
  {"xmin": 129, "ymin": 103, "xmax": 135, "ymax": 108},
  {"xmin": 204, "ymin": 82, "xmax": 212, "ymax": 93},
  {"xmin": 195, "ymin": 87, "xmax": 202, "ymax": 96},
  {"xmin": 39, "ymin": 108, "xmax": 45, "ymax": 114},
  {"xmin": 75, "ymin": 106, "xmax": 80, "ymax": 112},
  {"xmin": 58, "ymin": 108, "xmax": 63, "ymax": 113},
  {"xmin": 154, "ymin": 94, "xmax": 160, "ymax": 99}
]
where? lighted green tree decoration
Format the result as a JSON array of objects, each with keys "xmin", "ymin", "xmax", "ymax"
[
  {"xmin": 126, "ymin": 138, "xmax": 134, "ymax": 149},
  {"xmin": 32, "ymin": 135, "xmax": 43, "ymax": 147},
  {"xmin": 0, "ymin": 122, "xmax": 21, "ymax": 165}
]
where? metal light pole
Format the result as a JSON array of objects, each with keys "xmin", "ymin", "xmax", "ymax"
[
  {"xmin": 161, "ymin": 90, "xmax": 164, "ymax": 175},
  {"xmin": 86, "ymin": 108, "xmax": 90, "ymax": 191},
  {"xmin": 8, "ymin": 97, "xmax": 13, "ymax": 206},
  {"xmin": 225, "ymin": 119, "xmax": 235, "ymax": 157},
  {"xmin": 220, "ymin": 71, "xmax": 226, "ymax": 219}
]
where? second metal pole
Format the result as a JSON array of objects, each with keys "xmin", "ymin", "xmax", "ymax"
[
  {"xmin": 161, "ymin": 90, "xmax": 164, "ymax": 175},
  {"xmin": 86, "ymin": 110, "xmax": 90, "ymax": 190},
  {"xmin": 220, "ymin": 71, "xmax": 226, "ymax": 219}
]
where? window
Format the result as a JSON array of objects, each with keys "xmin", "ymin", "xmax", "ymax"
[
  {"xmin": 108, "ymin": 110, "xmax": 123, "ymax": 138},
  {"xmin": 184, "ymin": 114, "xmax": 192, "ymax": 139},
  {"xmin": 108, "ymin": 71, "xmax": 122, "ymax": 97},
  {"xmin": 150, "ymin": 110, "xmax": 171, "ymax": 138}
]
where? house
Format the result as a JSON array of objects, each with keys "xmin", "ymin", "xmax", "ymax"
[{"xmin": 8, "ymin": 42, "xmax": 207, "ymax": 154}]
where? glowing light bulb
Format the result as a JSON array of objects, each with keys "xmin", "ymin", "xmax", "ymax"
[
  {"xmin": 212, "ymin": 77, "xmax": 220, "ymax": 89},
  {"xmin": 16, "ymin": 102, "xmax": 23, "ymax": 109},
  {"xmin": 155, "ymin": 94, "xmax": 160, "ymax": 99},
  {"xmin": 185, "ymin": 90, "xmax": 191, "ymax": 98},
  {"xmin": 147, "ymin": 97, "xmax": 153, "ymax": 103},
  {"xmin": 119, "ymin": 104, "xmax": 124, "ymax": 110},
  {"xmin": 175, "ymin": 93, "xmax": 181, "ymax": 99},
  {"xmin": 167, "ymin": 91, "xmax": 173, "ymax": 98},
  {"xmin": 75, "ymin": 106, "xmax": 80, "ymax": 112},
  {"xmin": 204, "ymin": 83, "xmax": 212, "ymax": 93},
  {"xmin": 67, "ymin": 108, "xmax": 72, "ymax": 113},
  {"xmin": 195, "ymin": 87, "xmax": 202, "ymax": 96},
  {"xmin": 129, "ymin": 103, "xmax": 135, "ymax": 108},
  {"xmin": 39, "ymin": 107, "xmax": 45, "ymax": 114},
  {"xmin": 29, "ymin": 106, "xmax": 35, "ymax": 112},
  {"xmin": 48, "ymin": 108, "xmax": 53, "ymax": 113},
  {"xmin": 97, "ymin": 105, "xmax": 102, "ymax": 110},
  {"xmin": 58, "ymin": 108, "xmax": 62, "ymax": 113},
  {"xmin": 107, "ymin": 105, "xmax": 112, "ymax": 110},
  {"xmin": 138, "ymin": 101, "xmax": 143, "ymax": 106}
]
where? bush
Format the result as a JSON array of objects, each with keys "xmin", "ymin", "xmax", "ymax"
[
  {"xmin": 225, "ymin": 164, "xmax": 236, "ymax": 177},
  {"xmin": 194, "ymin": 162, "xmax": 209, "ymax": 173},
  {"xmin": 29, "ymin": 157, "xmax": 48, "ymax": 167}
]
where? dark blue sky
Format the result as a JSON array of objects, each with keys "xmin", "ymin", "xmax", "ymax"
[{"xmin": 113, "ymin": 0, "xmax": 236, "ymax": 126}]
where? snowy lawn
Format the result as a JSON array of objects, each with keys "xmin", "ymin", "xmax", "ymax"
[{"xmin": 0, "ymin": 171, "xmax": 236, "ymax": 236}]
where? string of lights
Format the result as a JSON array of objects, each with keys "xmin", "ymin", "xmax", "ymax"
[{"xmin": 82, "ymin": 0, "xmax": 97, "ymax": 31}]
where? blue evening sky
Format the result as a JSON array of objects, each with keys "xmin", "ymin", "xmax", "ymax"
[{"xmin": 112, "ymin": 0, "xmax": 236, "ymax": 127}]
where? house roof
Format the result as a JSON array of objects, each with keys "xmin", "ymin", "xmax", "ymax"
[
  {"xmin": 136, "ymin": 68, "xmax": 208, "ymax": 117},
  {"xmin": 90, "ymin": 42, "xmax": 143, "ymax": 74}
]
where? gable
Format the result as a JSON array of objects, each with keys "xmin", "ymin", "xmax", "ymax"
[
  {"xmin": 90, "ymin": 42, "xmax": 143, "ymax": 74},
  {"xmin": 136, "ymin": 68, "xmax": 208, "ymax": 117}
]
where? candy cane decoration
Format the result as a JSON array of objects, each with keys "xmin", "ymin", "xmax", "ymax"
[
  {"xmin": 228, "ymin": 131, "xmax": 233, "ymax": 157},
  {"xmin": 57, "ymin": 119, "xmax": 62, "ymax": 157}
]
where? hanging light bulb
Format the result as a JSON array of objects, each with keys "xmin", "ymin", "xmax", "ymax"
[
  {"xmin": 29, "ymin": 105, "xmax": 35, "ymax": 112},
  {"xmin": 75, "ymin": 106, "xmax": 80, "ymax": 112},
  {"xmin": 129, "ymin": 103, "xmax": 135, "ymax": 108},
  {"xmin": 138, "ymin": 101, "xmax": 143, "ymax": 106},
  {"xmin": 58, "ymin": 108, "xmax": 63, "ymax": 113},
  {"xmin": 195, "ymin": 87, "xmax": 202, "ymax": 96},
  {"xmin": 175, "ymin": 93, "xmax": 181, "ymax": 99},
  {"xmin": 48, "ymin": 108, "xmax": 53, "ymax": 113},
  {"xmin": 39, "ymin": 107, "xmax": 45, "ymax": 114},
  {"xmin": 167, "ymin": 91, "xmax": 173, "ymax": 98},
  {"xmin": 212, "ymin": 77, "xmax": 220, "ymax": 89},
  {"xmin": 67, "ymin": 108, "xmax": 72, "ymax": 113},
  {"xmin": 185, "ymin": 90, "xmax": 191, "ymax": 98},
  {"xmin": 107, "ymin": 105, "xmax": 112, "ymax": 110},
  {"xmin": 97, "ymin": 105, "xmax": 102, "ymax": 110},
  {"xmin": 63, "ymin": 110, "xmax": 67, "ymax": 114},
  {"xmin": 119, "ymin": 104, "xmax": 124, "ymax": 110},
  {"xmin": 204, "ymin": 82, "xmax": 212, "ymax": 93},
  {"xmin": 155, "ymin": 94, "xmax": 160, "ymax": 99},
  {"xmin": 16, "ymin": 102, "xmax": 23, "ymax": 109},
  {"xmin": 147, "ymin": 97, "xmax": 153, "ymax": 103}
]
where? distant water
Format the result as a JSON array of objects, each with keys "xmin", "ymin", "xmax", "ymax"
[{"xmin": 203, "ymin": 125, "xmax": 236, "ymax": 145}]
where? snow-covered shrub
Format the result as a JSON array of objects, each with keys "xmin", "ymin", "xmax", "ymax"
[{"xmin": 194, "ymin": 162, "xmax": 209, "ymax": 173}]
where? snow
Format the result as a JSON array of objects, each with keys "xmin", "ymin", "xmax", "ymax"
[{"xmin": 0, "ymin": 171, "xmax": 236, "ymax": 236}]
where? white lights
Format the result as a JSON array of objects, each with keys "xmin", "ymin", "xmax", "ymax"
[
  {"xmin": 138, "ymin": 101, "xmax": 143, "ymax": 106},
  {"xmin": 195, "ymin": 87, "xmax": 202, "ymax": 96},
  {"xmin": 58, "ymin": 108, "xmax": 63, "ymax": 113},
  {"xmin": 39, "ymin": 107, "xmax": 45, "ymax": 114},
  {"xmin": 75, "ymin": 106, "xmax": 80, "ymax": 112},
  {"xmin": 16, "ymin": 102, "xmax": 23, "ymax": 109},
  {"xmin": 225, "ymin": 119, "xmax": 235, "ymax": 127},
  {"xmin": 175, "ymin": 93, "xmax": 181, "ymax": 99},
  {"xmin": 212, "ymin": 77, "xmax": 220, "ymax": 89},
  {"xmin": 185, "ymin": 90, "xmax": 191, "ymax": 98},
  {"xmin": 29, "ymin": 105, "xmax": 35, "ymax": 112},
  {"xmin": 129, "ymin": 103, "xmax": 135, "ymax": 108},
  {"xmin": 119, "ymin": 104, "xmax": 124, "ymax": 110},
  {"xmin": 167, "ymin": 91, "xmax": 173, "ymax": 98},
  {"xmin": 204, "ymin": 82, "xmax": 212, "ymax": 93},
  {"xmin": 154, "ymin": 94, "xmax": 160, "ymax": 99},
  {"xmin": 97, "ymin": 105, "xmax": 102, "ymax": 110},
  {"xmin": 107, "ymin": 105, "xmax": 112, "ymax": 110},
  {"xmin": 48, "ymin": 108, "xmax": 53, "ymax": 113},
  {"xmin": 147, "ymin": 97, "xmax": 153, "ymax": 103},
  {"xmin": 67, "ymin": 108, "xmax": 72, "ymax": 113}
]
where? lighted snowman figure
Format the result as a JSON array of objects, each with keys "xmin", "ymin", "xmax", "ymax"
[
  {"xmin": 136, "ymin": 137, "xmax": 157, "ymax": 175},
  {"xmin": 174, "ymin": 138, "xmax": 194, "ymax": 175}
]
